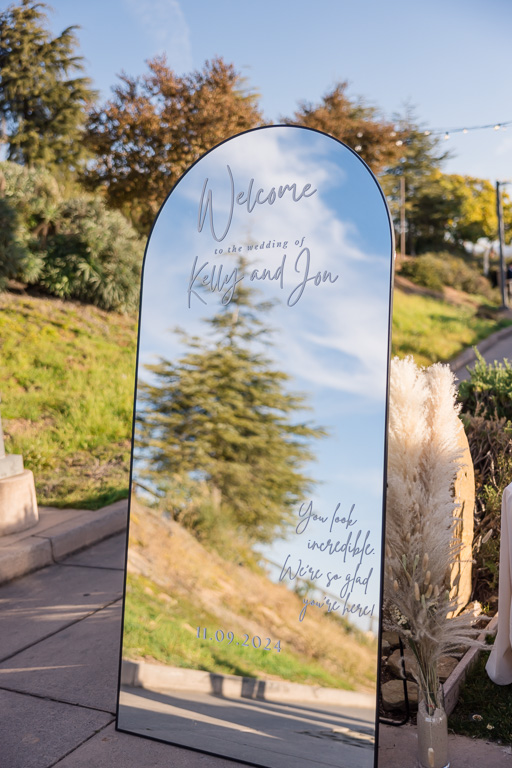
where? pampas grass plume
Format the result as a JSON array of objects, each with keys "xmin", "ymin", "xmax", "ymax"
[{"xmin": 384, "ymin": 357, "xmax": 481, "ymax": 699}]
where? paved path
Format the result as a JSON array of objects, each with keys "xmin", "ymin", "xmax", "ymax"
[
  {"xmin": 2, "ymin": 328, "xmax": 512, "ymax": 767},
  {"xmin": 450, "ymin": 323, "xmax": 512, "ymax": 382},
  {"xmin": 1, "ymin": 531, "xmax": 510, "ymax": 767},
  {"xmin": 0, "ymin": 532, "xmax": 238, "ymax": 768}
]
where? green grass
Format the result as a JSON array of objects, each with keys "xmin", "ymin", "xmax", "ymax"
[
  {"xmin": 0, "ymin": 293, "xmax": 136, "ymax": 508},
  {"xmin": 123, "ymin": 572, "xmax": 355, "ymax": 689},
  {"xmin": 449, "ymin": 648, "xmax": 512, "ymax": 744},
  {"xmin": 392, "ymin": 289, "xmax": 512, "ymax": 367},
  {"xmin": 0, "ymin": 286, "xmax": 510, "ymax": 510}
]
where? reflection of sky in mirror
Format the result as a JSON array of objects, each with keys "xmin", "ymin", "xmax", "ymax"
[{"xmin": 135, "ymin": 126, "xmax": 393, "ymax": 628}]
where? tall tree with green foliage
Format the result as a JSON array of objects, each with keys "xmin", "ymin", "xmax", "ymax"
[
  {"xmin": 0, "ymin": 0, "xmax": 95, "ymax": 174},
  {"xmin": 84, "ymin": 57, "xmax": 263, "ymax": 234},
  {"xmin": 287, "ymin": 82, "xmax": 404, "ymax": 174},
  {"xmin": 398, "ymin": 171, "xmax": 512, "ymax": 253},
  {"xmin": 381, "ymin": 108, "xmax": 450, "ymax": 253},
  {"xmin": 136, "ymin": 274, "xmax": 325, "ymax": 545}
]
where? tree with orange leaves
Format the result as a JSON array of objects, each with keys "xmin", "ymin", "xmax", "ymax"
[{"xmin": 83, "ymin": 57, "xmax": 264, "ymax": 234}]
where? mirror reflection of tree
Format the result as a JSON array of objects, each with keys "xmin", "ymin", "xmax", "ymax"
[{"xmin": 136, "ymin": 263, "xmax": 326, "ymax": 560}]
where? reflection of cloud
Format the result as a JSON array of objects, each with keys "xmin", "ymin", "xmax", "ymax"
[
  {"xmin": 124, "ymin": 0, "xmax": 192, "ymax": 70},
  {"xmin": 183, "ymin": 131, "xmax": 365, "ymax": 267},
  {"xmin": 273, "ymin": 288, "xmax": 390, "ymax": 399},
  {"xmin": 140, "ymin": 128, "xmax": 392, "ymax": 399}
]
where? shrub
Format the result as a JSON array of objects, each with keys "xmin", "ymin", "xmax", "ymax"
[
  {"xmin": 0, "ymin": 198, "xmax": 26, "ymax": 287},
  {"xmin": 0, "ymin": 162, "xmax": 61, "ymax": 284},
  {"xmin": 36, "ymin": 197, "xmax": 142, "ymax": 312},
  {"xmin": 400, "ymin": 252, "xmax": 497, "ymax": 300},
  {"xmin": 0, "ymin": 161, "xmax": 143, "ymax": 312},
  {"xmin": 458, "ymin": 351, "xmax": 512, "ymax": 422}
]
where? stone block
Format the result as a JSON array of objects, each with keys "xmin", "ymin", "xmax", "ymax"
[
  {"xmin": 387, "ymin": 648, "xmax": 459, "ymax": 684},
  {"xmin": 381, "ymin": 679, "xmax": 418, "ymax": 711},
  {"xmin": 0, "ymin": 454, "xmax": 23, "ymax": 480},
  {"xmin": 0, "ymin": 469, "xmax": 38, "ymax": 536},
  {"xmin": 387, "ymin": 648, "xmax": 418, "ymax": 681},
  {"xmin": 381, "ymin": 638, "xmax": 391, "ymax": 655},
  {"xmin": 382, "ymin": 631, "xmax": 400, "ymax": 649}
]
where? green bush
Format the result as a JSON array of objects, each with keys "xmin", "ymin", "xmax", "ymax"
[
  {"xmin": 0, "ymin": 162, "xmax": 60, "ymax": 283},
  {"xmin": 0, "ymin": 161, "xmax": 142, "ymax": 312},
  {"xmin": 37, "ymin": 197, "xmax": 142, "ymax": 312},
  {"xmin": 458, "ymin": 351, "xmax": 512, "ymax": 422},
  {"xmin": 0, "ymin": 198, "xmax": 26, "ymax": 287},
  {"xmin": 400, "ymin": 252, "xmax": 497, "ymax": 300}
]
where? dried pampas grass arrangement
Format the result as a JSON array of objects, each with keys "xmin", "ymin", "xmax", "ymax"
[{"xmin": 385, "ymin": 356, "xmax": 481, "ymax": 711}]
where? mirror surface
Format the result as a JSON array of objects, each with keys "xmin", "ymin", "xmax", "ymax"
[{"xmin": 117, "ymin": 126, "xmax": 393, "ymax": 768}]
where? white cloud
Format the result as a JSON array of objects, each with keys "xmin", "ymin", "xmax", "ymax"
[{"xmin": 124, "ymin": 0, "xmax": 192, "ymax": 71}]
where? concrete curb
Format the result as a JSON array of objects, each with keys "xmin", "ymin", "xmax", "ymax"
[
  {"xmin": 450, "ymin": 324, "xmax": 512, "ymax": 375},
  {"xmin": 0, "ymin": 498, "xmax": 127, "ymax": 585},
  {"xmin": 121, "ymin": 659, "xmax": 375, "ymax": 709},
  {"xmin": 443, "ymin": 613, "xmax": 499, "ymax": 716}
]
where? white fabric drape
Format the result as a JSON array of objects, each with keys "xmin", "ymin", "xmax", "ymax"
[{"xmin": 486, "ymin": 482, "xmax": 512, "ymax": 685}]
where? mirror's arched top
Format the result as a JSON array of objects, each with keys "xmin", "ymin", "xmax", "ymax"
[{"xmin": 120, "ymin": 125, "xmax": 394, "ymax": 768}]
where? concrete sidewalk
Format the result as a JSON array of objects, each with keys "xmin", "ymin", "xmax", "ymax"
[
  {"xmin": 1, "ymin": 524, "xmax": 510, "ymax": 767},
  {"xmin": 0, "ymin": 529, "xmax": 238, "ymax": 767},
  {"xmin": 0, "ymin": 498, "xmax": 128, "ymax": 585},
  {"xmin": 450, "ymin": 321, "xmax": 512, "ymax": 381}
]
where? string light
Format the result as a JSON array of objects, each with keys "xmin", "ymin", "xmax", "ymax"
[
  {"xmin": 426, "ymin": 119, "xmax": 512, "ymax": 136},
  {"xmin": 352, "ymin": 119, "xmax": 512, "ymax": 154}
]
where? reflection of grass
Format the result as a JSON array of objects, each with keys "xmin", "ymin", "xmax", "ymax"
[
  {"xmin": 449, "ymin": 649, "xmax": 512, "ymax": 743},
  {"xmin": 123, "ymin": 572, "xmax": 356, "ymax": 689},
  {"xmin": 392, "ymin": 290, "xmax": 511, "ymax": 367}
]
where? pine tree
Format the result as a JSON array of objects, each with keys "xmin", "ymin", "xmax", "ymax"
[
  {"xmin": 380, "ymin": 107, "xmax": 450, "ymax": 254},
  {"xmin": 0, "ymin": 0, "xmax": 96, "ymax": 173},
  {"xmin": 136, "ymin": 272, "xmax": 325, "ymax": 545}
]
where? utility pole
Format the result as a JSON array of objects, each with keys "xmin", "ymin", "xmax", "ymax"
[
  {"xmin": 400, "ymin": 175, "xmax": 406, "ymax": 258},
  {"xmin": 496, "ymin": 181, "xmax": 508, "ymax": 310}
]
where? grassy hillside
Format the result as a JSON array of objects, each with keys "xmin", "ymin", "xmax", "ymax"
[
  {"xmin": 391, "ymin": 287, "xmax": 511, "ymax": 367},
  {"xmin": 0, "ymin": 290, "xmax": 136, "ymax": 509},
  {"xmin": 123, "ymin": 498, "xmax": 377, "ymax": 692},
  {"xmin": 0, "ymin": 284, "xmax": 509, "ymax": 509}
]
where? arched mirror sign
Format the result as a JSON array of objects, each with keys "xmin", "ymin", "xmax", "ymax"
[{"xmin": 117, "ymin": 125, "xmax": 394, "ymax": 768}]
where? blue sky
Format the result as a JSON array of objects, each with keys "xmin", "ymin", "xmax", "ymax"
[
  {"xmin": 43, "ymin": 0, "xmax": 512, "ymax": 182},
  {"xmin": 133, "ymin": 127, "xmax": 392, "ymax": 626}
]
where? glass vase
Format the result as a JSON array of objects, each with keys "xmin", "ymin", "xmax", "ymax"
[{"xmin": 417, "ymin": 685, "xmax": 450, "ymax": 768}]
